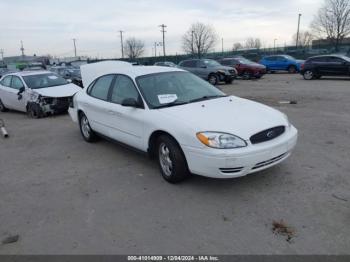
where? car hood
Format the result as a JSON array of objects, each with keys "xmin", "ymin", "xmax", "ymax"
[
  {"xmin": 158, "ymin": 96, "xmax": 288, "ymax": 140},
  {"xmin": 33, "ymin": 83, "xmax": 81, "ymax": 98}
]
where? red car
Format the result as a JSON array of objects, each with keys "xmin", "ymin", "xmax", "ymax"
[{"xmin": 219, "ymin": 57, "xmax": 266, "ymax": 79}]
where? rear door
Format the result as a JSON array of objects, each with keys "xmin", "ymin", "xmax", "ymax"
[
  {"xmin": 0, "ymin": 75, "xmax": 25, "ymax": 111},
  {"xmin": 275, "ymin": 56, "xmax": 289, "ymax": 70},
  {"xmin": 0, "ymin": 76, "xmax": 13, "ymax": 108},
  {"xmin": 81, "ymin": 74, "xmax": 115, "ymax": 136}
]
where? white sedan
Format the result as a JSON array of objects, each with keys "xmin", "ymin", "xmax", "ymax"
[
  {"xmin": 0, "ymin": 71, "xmax": 81, "ymax": 117},
  {"xmin": 69, "ymin": 61, "xmax": 297, "ymax": 183}
]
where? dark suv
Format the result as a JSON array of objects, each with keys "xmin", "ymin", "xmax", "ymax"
[
  {"xmin": 300, "ymin": 55, "xmax": 350, "ymax": 80},
  {"xmin": 178, "ymin": 59, "xmax": 237, "ymax": 85}
]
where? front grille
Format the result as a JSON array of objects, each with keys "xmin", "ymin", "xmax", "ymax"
[
  {"xmin": 219, "ymin": 167, "xmax": 244, "ymax": 174},
  {"xmin": 250, "ymin": 126, "xmax": 285, "ymax": 144},
  {"xmin": 228, "ymin": 69, "xmax": 236, "ymax": 75},
  {"xmin": 252, "ymin": 153, "xmax": 287, "ymax": 170},
  {"xmin": 50, "ymin": 97, "xmax": 70, "ymax": 111}
]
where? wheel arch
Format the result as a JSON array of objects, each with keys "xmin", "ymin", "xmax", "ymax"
[{"xmin": 147, "ymin": 130, "xmax": 184, "ymax": 159}]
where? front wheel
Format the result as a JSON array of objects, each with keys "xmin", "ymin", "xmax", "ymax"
[
  {"xmin": 208, "ymin": 74, "xmax": 219, "ymax": 85},
  {"xmin": 242, "ymin": 71, "xmax": 252, "ymax": 80},
  {"xmin": 27, "ymin": 103, "xmax": 43, "ymax": 118},
  {"xmin": 79, "ymin": 113, "xmax": 97, "ymax": 142},
  {"xmin": 157, "ymin": 135, "xmax": 190, "ymax": 183},
  {"xmin": 303, "ymin": 70, "xmax": 314, "ymax": 80}
]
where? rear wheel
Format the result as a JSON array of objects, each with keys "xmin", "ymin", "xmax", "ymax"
[
  {"xmin": 79, "ymin": 112, "xmax": 97, "ymax": 142},
  {"xmin": 208, "ymin": 74, "xmax": 219, "ymax": 85},
  {"xmin": 303, "ymin": 70, "xmax": 314, "ymax": 80},
  {"xmin": 156, "ymin": 135, "xmax": 190, "ymax": 183},
  {"xmin": 0, "ymin": 99, "xmax": 8, "ymax": 112},
  {"xmin": 288, "ymin": 65, "xmax": 297, "ymax": 73}
]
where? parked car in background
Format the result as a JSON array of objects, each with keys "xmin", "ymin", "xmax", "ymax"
[
  {"xmin": 259, "ymin": 55, "xmax": 304, "ymax": 73},
  {"xmin": 0, "ymin": 71, "xmax": 81, "ymax": 117},
  {"xmin": 179, "ymin": 59, "xmax": 237, "ymax": 85},
  {"xmin": 300, "ymin": 55, "xmax": 350, "ymax": 80},
  {"xmin": 218, "ymin": 57, "xmax": 266, "ymax": 79},
  {"xmin": 69, "ymin": 61, "xmax": 297, "ymax": 183},
  {"xmin": 0, "ymin": 68, "xmax": 19, "ymax": 78},
  {"xmin": 154, "ymin": 61, "xmax": 177, "ymax": 67},
  {"xmin": 50, "ymin": 66, "xmax": 83, "ymax": 87}
]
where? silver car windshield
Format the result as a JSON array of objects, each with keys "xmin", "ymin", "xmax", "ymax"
[{"xmin": 136, "ymin": 71, "xmax": 226, "ymax": 109}]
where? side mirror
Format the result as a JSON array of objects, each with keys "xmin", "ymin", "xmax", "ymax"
[
  {"xmin": 17, "ymin": 86, "xmax": 25, "ymax": 95},
  {"xmin": 121, "ymin": 98, "xmax": 141, "ymax": 108}
]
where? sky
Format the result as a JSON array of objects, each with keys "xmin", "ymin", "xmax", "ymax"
[{"xmin": 0, "ymin": 0, "xmax": 323, "ymax": 59}]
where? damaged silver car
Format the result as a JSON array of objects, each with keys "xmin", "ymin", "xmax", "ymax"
[{"xmin": 0, "ymin": 71, "xmax": 81, "ymax": 118}]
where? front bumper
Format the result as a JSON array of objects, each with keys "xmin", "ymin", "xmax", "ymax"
[{"xmin": 182, "ymin": 126, "xmax": 298, "ymax": 178}]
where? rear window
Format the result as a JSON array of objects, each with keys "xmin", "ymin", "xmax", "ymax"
[{"xmin": 23, "ymin": 73, "xmax": 68, "ymax": 89}]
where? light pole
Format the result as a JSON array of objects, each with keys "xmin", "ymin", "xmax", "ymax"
[
  {"xmin": 72, "ymin": 38, "xmax": 77, "ymax": 57},
  {"xmin": 119, "ymin": 30, "xmax": 124, "ymax": 59},
  {"xmin": 191, "ymin": 30, "xmax": 194, "ymax": 56},
  {"xmin": 296, "ymin": 13, "xmax": 302, "ymax": 49},
  {"xmin": 221, "ymin": 38, "xmax": 224, "ymax": 56},
  {"xmin": 274, "ymin": 38, "xmax": 277, "ymax": 53}
]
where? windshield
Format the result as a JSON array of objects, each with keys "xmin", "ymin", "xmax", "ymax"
[
  {"xmin": 23, "ymin": 73, "xmax": 68, "ymax": 89},
  {"xmin": 136, "ymin": 71, "xmax": 226, "ymax": 109},
  {"xmin": 203, "ymin": 59, "xmax": 221, "ymax": 67}
]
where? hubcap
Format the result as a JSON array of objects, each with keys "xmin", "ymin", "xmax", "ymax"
[
  {"xmin": 159, "ymin": 143, "xmax": 173, "ymax": 176},
  {"xmin": 81, "ymin": 116, "xmax": 91, "ymax": 138},
  {"xmin": 304, "ymin": 71, "xmax": 313, "ymax": 80},
  {"xmin": 209, "ymin": 76, "xmax": 216, "ymax": 85}
]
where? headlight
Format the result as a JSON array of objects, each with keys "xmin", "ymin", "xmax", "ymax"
[
  {"xmin": 196, "ymin": 132, "xmax": 247, "ymax": 149},
  {"xmin": 217, "ymin": 70, "xmax": 227, "ymax": 74}
]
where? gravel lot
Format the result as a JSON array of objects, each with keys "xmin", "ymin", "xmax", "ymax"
[{"xmin": 0, "ymin": 74, "xmax": 349, "ymax": 255}]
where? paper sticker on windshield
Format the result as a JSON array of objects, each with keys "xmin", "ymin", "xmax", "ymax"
[
  {"xmin": 158, "ymin": 94, "xmax": 178, "ymax": 104},
  {"xmin": 48, "ymin": 75, "xmax": 58, "ymax": 80}
]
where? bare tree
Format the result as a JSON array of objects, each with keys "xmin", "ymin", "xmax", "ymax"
[
  {"xmin": 124, "ymin": 37, "xmax": 145, "ymax": 59},
  {"xmin": 292, "ymin": 31, "xmax": 314, "ymax": 48},
  {"xmin": 245, "ymin": 37, "xmax": 261, "ymax": 49},
  {"xmin": 232, "ymin": 42, "xmax": 243, "ymax": 51},
  {"xmin": 182, "ymin": 22, "xmax": 218, "ymax": 58},
  {"xmin": 311, "ymin": 0, "xmax": 350, "ymax": 51}
]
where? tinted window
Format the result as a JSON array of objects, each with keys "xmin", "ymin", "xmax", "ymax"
[
  {"xmin": 180, "ymin": 60, "xmax": 197, "ymax": 67},
  {"xmin": 310, "ymin": 57, "xmax": 328, "ymax": 63},
  {"xmin": 276, "ymin": 56, "xmax": 287, "ymax": 61},
  {"xmin": 110, "ymin": 75, "xmax": 140, "ymax": 104},
  {"xmin": 89, "ymin": 75, "xmax": 114, "ymax": 100},
  {"xmin": 265, "ymin": 56, "xmax": 276, "ymax": 61},
  {"xmin": 0, "ymin": 76, "xmax": 12, "ymax": 87},
  {"xmin": 328, "ymin": 57, "xmax": 344, "ymax": 63},
  {"xmin": 11, "ymin": 76, "xmax": 24, "ymax": 90}
]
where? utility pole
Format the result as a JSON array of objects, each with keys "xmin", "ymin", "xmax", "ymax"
[
  {"xmin": 221, "ymin": 38, "xmax": 224, "ymax": 56},
  {"xmin": 274, "ymin": 38, "xmax": 277, "ymax": 53},
  {"xmin": 154, "ymin": 42, "xmax": 157, "ymax": 57},
  {"xmin": 119, "ymin": 30, "xmax": 124, "ymax": 59},
  {"xmin": 296, "ymin": 13, "xmax": 302, "ymax": 49},
  {"xmin": 159, "ymin": 24, "xmax": 167, "ymax": 57},
  {"xmin": 0, "ymin": 49, "xmax": 4, "ymax": 61},
  {"xmin": 20, "ymin": 40, "xmax": 25, "ymax": 56},
  {"xmin": 72, "ymin": 38, "xmax": 77, "ymax": 57}
]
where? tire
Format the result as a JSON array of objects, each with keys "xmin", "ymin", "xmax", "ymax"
[
  {"xmin": 26, "ymin": 103, "xmax": 44, "ymax": 118},
  {"xmin": 225, "ymin": 78, "xmax": 233, "ymax": 84},
  {"xmin": 208, "ymin": 74, "xmax": 219, "ymax": 85},
  {"xmin": 242, "ymin": 71, "xmax": 252, "ymax": 80},
  {"xmin": 303, "ymin": 70, "xmax": 314, "ymax": 80},
  {"xmin": 79, "ymin": 112, "xmax": 97, "ymax": 142},
  {"xmin": 288, "ymin": 65, "xmax": 297, "ymax": 74},
  {"xmin": 0, "ymin": 99, "xmax": 8, "ymax": 112},
  {"xmin": 156, "ymin": 135, "xmax": 190, "ymax": 183}
]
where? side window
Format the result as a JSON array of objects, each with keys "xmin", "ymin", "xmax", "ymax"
[
  {"xmin": 181, "ymin": 60, "xmax": 196, "ymax": 67},
  {"xmin": 328, "ymin": 57, "xmax": 343, "ymax": 63},
  {"xmin": 11, "ymin": 76, "xmax": 24, "ymax": 90},
  {"xmin": 110, "ymin": 75, "xmax": 140, "ymax": 104},
  {"xmin": 0, "ymin": 76, "xmax": 12, "ymax": 87},
  {"xmin": 276, "ymin": 56, "xmax": 286, "ymax": 61},
  {"xmin": 220, "ymin": 60, "xmax": 229, "ymax": 65},
  {"xmin": 88, "ymin": 75, "xmax": 114, "ymax": 100},
  {"xmin": 266, "ymin": 56, "xmax": 276, "ymax": 61}
]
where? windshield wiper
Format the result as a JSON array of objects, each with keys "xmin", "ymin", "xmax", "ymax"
[
  {"xmin": 189, "ymin": 95, "xmax": 227, "ymax": 103},
  {"xmin": 153, "ymin": 101, "xmax": 188, "ymax": 109}
]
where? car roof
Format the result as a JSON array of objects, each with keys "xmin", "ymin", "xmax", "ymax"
[
  {"xmin": 7, "ymin": 70, "xmax": 53, "ymax": 77},
  {"xmin": 80, "ymin": 61, "xmax": 185, "ymax": 87}
]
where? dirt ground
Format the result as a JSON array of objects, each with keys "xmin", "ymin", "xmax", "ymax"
[{"xmin": 0, "ymin": 73, "xmax": 349, "ymax": 254}]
